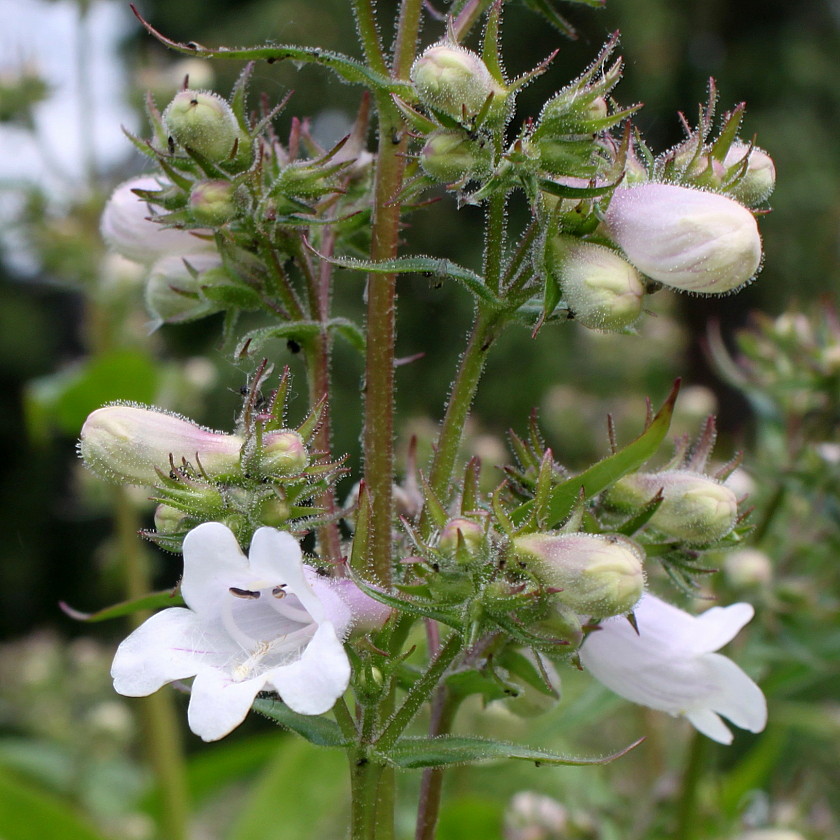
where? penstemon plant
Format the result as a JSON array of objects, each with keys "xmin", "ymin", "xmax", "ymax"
[{"xmin": 72, "ymin": 0, "xmax": 775, "ymax": 836}]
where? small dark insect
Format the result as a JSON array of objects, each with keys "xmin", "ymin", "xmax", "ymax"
[
  {"xmin": 229, "ymin": 587, "xmax": 261, "ymax": 599},
  {"xmin": 287, "ymin": 339, "xmax": 301, "ymax": 354}
]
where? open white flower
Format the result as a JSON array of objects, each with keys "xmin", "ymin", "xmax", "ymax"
[
  {"xmin": 579, "ymin": 592, "xmax": 766, "ymax": 744},
  {"xmin": 112, "ymin": 522, "xmax": 352, "ymax": 741}
]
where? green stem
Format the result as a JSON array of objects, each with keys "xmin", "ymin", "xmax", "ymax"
[
  {"xmin": 484, "ymin": 192, "xmax": 507, "ymax": 294},
  {"xmin": 452, "ymin": 0, "xmax": 494, "ymax": 41},
  {"xmin": 376, "ymin": 632, "xmax": 463, "ymax": 752},
  {"xmin": 674, "ymin": 730, "xmax": 707, "ymax": 840},
  {"xmin": 350, "ymin": 754, "xmax": 388, "ymax": 840},
  {"xmin": 420, "ymin": 307, "xmax": 503, "ymax": 535},
  {"xmin": 352, "ymin": 0, "xmax": 389, "ymax": 76},
  {"xmin": 261, "ymin": 242, "xmax": 306, "ymax": 321},
  {"xmin": 334, "ymin": 696, "xmax": 359, "ymax": 741},
  {"xmin": 115, "ymin": 489, "xmax": 190, "ymax": 840},
  {"xmin": 391, "ymin": 0, "xmax": 425, "ymax": 79}
]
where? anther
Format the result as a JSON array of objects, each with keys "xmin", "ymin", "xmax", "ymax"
[{"xmin": 229, "ymin": 587, "xmax": 261, "ymax": 599}]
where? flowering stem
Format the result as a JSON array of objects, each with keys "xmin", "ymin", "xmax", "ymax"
[
  {"xmin": 351, "ymin": 0, "xmax": 388, "ymax": 76},
  {"xmin": 420, "ymin": 306, "xmax": 504, "ymax": 536},
  {"xmin": 484, "ymin": 193, "xmax": 507, "ymax": 295},
  {"xmin": 376, "ymin": 631, "xmax": 463, "ymax": 751},
  {"xmin": 674, "ymin": 731, "xmax": 707, "ymax": 840}
]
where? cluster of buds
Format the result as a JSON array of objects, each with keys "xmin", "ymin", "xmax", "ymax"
[{"xmin": 78, "ymin": 368, "xmax": 345, "ymax": 550}]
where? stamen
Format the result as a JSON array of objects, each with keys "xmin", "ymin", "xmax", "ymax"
[
  {"xmin": 229, "ymin": 587, "xmax": 261, "ymax": 599},
  {"xmin": 272, "ymin": 585, "xmax": 287, "ymax": 599}
]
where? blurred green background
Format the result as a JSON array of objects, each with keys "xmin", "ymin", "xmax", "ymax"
[{"xmin": 0, "ymin": 0, "xmax": 838, "ymax": 838}]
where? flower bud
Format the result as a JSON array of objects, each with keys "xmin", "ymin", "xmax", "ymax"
[
  {"xmin": 602, "ymin": 183, "xmax": 762, "ymax": 293},
  {"xmin": 154, "ymin": 503, "xmax": 191, "ymax": 535},
  {"xmin": 530, "ymin": 603, "xmax": 584, "ymax": 651},
  {"xmin": 722, "ymin": 142, "xmax": 776, "ymax": 206},
  {"xmin": 330, "ymin": 579, "xmax": 393, "ymax": 637},
  {"xmin": 607, "ymin": 469, "xmax": 739, "ymax": 543},
  {"xmin": 723, "ymin": 548, "xmax": 773, "ymax": 588},
  {"xmin": 735, "ymin": 832, "xmax": 807, "ymax": 840},
  {"xmin": 145, "ymin": 254, "xmax": 226, "ymax": 325},
  {"xmin": 438, "ymin": 517, "xmax": 485, "ymax": 558},
  {"xmin": 101, "ymin": 176, "xmax": 215, "ymax": 265},
  {"xmin": 546, "ymin": 235, "xmax": 645, "ymax": 331},
  {"xmin": 256, "ymin": 493, "xmax": 291, "ymax": 527},
  {"xmin": 80, "ymin": 405, "xmax": 243, "ymax": 485},
  {"xmin": 260, "ymin": 430, "xmax": 309, "ymax": 476},
  {"xmin": 189, "ymin": 179, "xmax": 238, "ymax": 225},
  {"xmin": 514, "ymin": 532, "xmax": 645, "ymax": 617},
  {"xmin": 420, "ymin": 130, "xmax": 491, "ymax": 183},
  {"xmin": 163, "ymin": 90, "xmax": 240, "ymax": 162},
  {"xmin": 410, "ymin": 43, "xmax": 502, "ymax": 121}
]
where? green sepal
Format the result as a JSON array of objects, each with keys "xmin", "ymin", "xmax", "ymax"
[
  {"xmin": 615, "ymin": 489, "xmax": 664, "ymax": 536},
  {"xmin": 519, "ymin": 0, "xmax": 578, "ymax": 39},
  {"xmin": 251, "ymin": 697, "xmax": 350, "ymax": 747},
  {"xmin": 513, "ymin": 380, "xmax": 680, "ymax": 527},
  {"xmin": 538, "ymin": 177, "xmax": 617, "ymax": 200},
  {"xmin": 59, "ymin": 589, "xmax": 184, "ymax": 622},
  {"xmin": 199, "ymin": 282, "xmax": 263, "ymax": 309},
  {"xmin": 380, "ymin": 733, "xmax": 643, "ymax": 769},
  {"xmin": 130, "ymin": 5, "xmax": 412, "ymax": 97}
]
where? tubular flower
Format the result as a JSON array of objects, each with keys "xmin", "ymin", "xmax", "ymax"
[
  {"xmin": 579, "ymin": 592, "xmax": 767, "ymax": 744},
  {"xmin": 111, "ymin": 523, "xmax": 353, "ymax": 740},
  {"xmin": 100, "ymin": 176, "xmax": 214, "ymax": 265},
  {"xmin": 602, "ymin": 183, "xmax": 762, "ymax": 294}
]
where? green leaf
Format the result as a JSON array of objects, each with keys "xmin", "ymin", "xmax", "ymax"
[
  {"xmin": 328, "ymin": 317, "xmax": 366, "ymax": 353},
  {"xmin": 519, "ymin": 0, "xmax": 579, "ymax": 39},
  {"xmin": 59, "ymin": 589, "xmax": 184, "ymax": 623},
  {"xmin": 199, "ymin": 282, "xmax": 263, "ymax": 309},
  {"xmin": 235, "ymin": 321, "xmax": 322, "ymax": 356},
  {"xmin": 313, "ymin": 249, "xmax": 504, "ymax": 307},
  {"xmin": 513, "ymin": 380, "xmax": 680, "ymax": 527},
  {"xmin": 227, "ymin": 737, "xmax": 348, "ymax": 840},
  {"xmin": 251, "ymin": 697, "xmax": 349, "ymax": 747},
  {"xmin": 383, "ymin": 733, "xmax": 643, "ymax": 769},
  {"xmin": 0, "ymin": 767, "xmax": 110, "ymax": 840},
  {"xmin": 24, "ymin": 349, "xmax": 158, "ymax": 443},
  {"xmin": 130, "ymin": 5, "xmax": 412, "ymax": 96}
]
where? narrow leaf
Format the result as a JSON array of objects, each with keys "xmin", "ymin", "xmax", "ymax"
[
  {"xmin": 384, "ymin": 733, "xmax": 643, "ymax": 769},
  {"xmin": 59, "ymin": 589, "xmax": 183, "ymax": 623},
  {"xmin": 251, "ymin": 697, "xmax": 349, "ymax": 747}
]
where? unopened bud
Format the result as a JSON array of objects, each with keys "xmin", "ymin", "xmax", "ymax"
[
  {"xmin": 164, "ymin": 89, "xmax": 240, "ymax": 162},
  {"xmin": 101, "ymin": 176, "xmax": 215, "ymax": 265},
  {"xmin": 145, "ymin": 254, "xmax": 226, "ymax": 325},
  {"xmin": 80, "ymin": 404, "xmax": 243, "ymax": 485},
  {"xmin": 154, "ymin": 503, "xmax": 191, "ymax": 534},
  {"xmin": 257, "ymin": 493, "xmax": 291, "ymax": 527},
  {"xmin": 724, "ymin": 548, "xmax": 773, "ymax": 588},
  {"xmin": 260, "ymin": 430, "xmax": 309, "ymax": 476},
  {"xmin": 410, "ymin": 43, "xmax": 502, "ymax": 121},
  {"xmin": 547, "ymin": 235, "xmax": 645, "ymax": 331},
  {"xmin": 438, "ymin": 517, "xmax": 485, "ymax": 557},
  {"xmin": 189, "ymin": 179, "xmax": 238, "ymax": 225},
  {"xmin": 330, "ymin": 578, "xmax": 393, "ymax": 636},
  {"xmin": 735, "ymin": 832, "xmax": 807, "ymax": 840},
  {"xmin": 514, "ymin": 532, "xmax": 645, "ymax": 617},
  {"xmin": 722, "ymin": 142, "xmax": 776, "ymax": 206},
  {"xmin": 602, "ymin": 183, "xmax": 762, "ymax": 293},
  {"xmin": 420, "ymin": 130, "xmax": 491, "ymax": 182},
  {"xmin": 607, "ymin": 469, "xmax": 739, "ymax": 543}
]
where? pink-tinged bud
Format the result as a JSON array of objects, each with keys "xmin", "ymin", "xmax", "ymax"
[
  {"xmin": 330, "ymin": 579, "xmax": 392, "ymax": 637},
  {"xmin": 438, "ymin": 517, "xmax": 485, "ymax": 556},
  {"xmin": 420, "ymin": 130, "xmax": 491, "ymax": 182},
  {"xmin": 723, "ymin": 548, "xmax": 773, "ymax": 588},
  {"xmin": 163, "ymin": 90, "xmax": 240, "ymax": 162},
  {"xmin": 260, "ymin": 430, "xmax": 309, "ymax": 476},
  {"xmin": 504, "ymin": 792, "xmax": 570, "ymax": 840},
  {"xmin": 722, "ymin": 142, "xmax": 776, "ymax": 206},
  {"xmin": 514, "ymin": 532, "xmax": 645, "ymax": 617},
  {"xmin": 145, "ymin": 254, "xmax": 225, "ymax": 325},
  {"xmin": 602, "ymin": 183, "xmax": 762, "ymax": 294},
  {"xmin": 101, "ymin": 176, "xmax": 215, "ymax": 265},
  {"xmin": 80, "ymin": 405, "xmax": 243, "ymax": 485},
  {"xmin": 547, "ymin": 235, "xmax": 645, "ymax": 331},
  {"xmin": 607, "ymin": 469, "xmax": 739, "ymax": 543},
  {"xmin": 410, "ymin": 43, "xmax": 502, "ymax": 121},
  {"xmin": 189, "ymin": 179, "xmax": 238, "ymax": 225}
]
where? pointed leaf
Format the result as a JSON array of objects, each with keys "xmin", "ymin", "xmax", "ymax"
[
  {"xmin": 59, "ymin": 589, "xmax": 184, "ymax": 623},
  {"xmin": 513, "ymin": 380, "xmax": 680, "ymax": 527},
  {"xmin": 383, "ymin": 733, "xmax": 643, "ymax": 769},
  {"xmin": 251, "ymin": 697, "xmax": 349, "ymax": 747}
]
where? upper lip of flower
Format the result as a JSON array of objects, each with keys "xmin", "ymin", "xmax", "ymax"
[{"xmin": 111, "ymin": 522, "xmax": 352, "ymax": 741}]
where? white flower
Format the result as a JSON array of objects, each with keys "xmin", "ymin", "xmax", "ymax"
[
  {"xmin": 112, "ymin": 523, "xmax": 352, "ymax": 741},
  {"xmin": 602, "ymin": 183, "xmax": 762, "ymax": 294},
  {"xmin": 579, "ymin": 592, "xmax": 766, "ymax": 744},
  {"xmin": 101, "ymin": 176, "xmax": 215, "ymax": 265}
]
